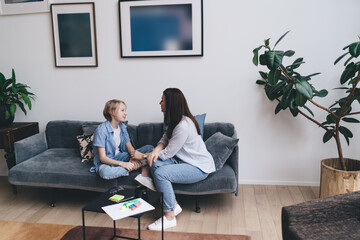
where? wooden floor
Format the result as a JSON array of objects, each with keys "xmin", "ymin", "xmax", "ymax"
[{"xmin": 0, "ymin": 176, "xmax": 319, "ymax": 240}]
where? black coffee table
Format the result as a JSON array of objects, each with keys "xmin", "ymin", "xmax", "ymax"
[{"xmin": 82, "ymin": 186, "xmax": 163, "ymax": 240}]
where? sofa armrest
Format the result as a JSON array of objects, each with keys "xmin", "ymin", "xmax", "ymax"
[
  {"xmin": 14, "ymin": 132, "xmax": 48, "ymax": 164},
  {"xmin": 225, "ymin": 129, "xmax": 239, "ymax": 195}
]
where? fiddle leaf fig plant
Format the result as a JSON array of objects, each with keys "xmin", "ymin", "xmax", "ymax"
[
  {"xmin": 253, "ymin": 32, "xmax": 360, "ymax": 171},
  {"xmin": 0, "ymin": 69, "xmax": 35, "ymax": 119}
]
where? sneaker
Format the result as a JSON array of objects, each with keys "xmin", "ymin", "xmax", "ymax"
[
  {"xmin": 134, "ymin": 174, "xmax": 156, "ymax": 192},
  {"xmin": 148, "ymin": 216, "xmax": 176, "ymax": 231},
  {"xmin": 174, "ymin": 203, "xmax": 182, "ymax": 216}
]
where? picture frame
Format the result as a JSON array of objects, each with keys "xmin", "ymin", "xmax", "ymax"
[
  {"xmin": 119, "ymin": 0, "xmax": 203, "ymax": 58},
  {"xmin": 50, "ymin": 3, "xmax": 98, "ymax": 67},
  {"xmin": 0, "ymin": 0, "xmax": 49, "ymax": 15}
]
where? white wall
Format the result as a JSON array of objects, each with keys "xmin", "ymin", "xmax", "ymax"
[{"xmin": 0, "ymin": 0, "xmax": 360, "ymax": 185}]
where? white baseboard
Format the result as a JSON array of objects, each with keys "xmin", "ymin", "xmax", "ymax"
[{"xmin": 239, "ymin": 179, "xmax": 320, "ymax": 187}]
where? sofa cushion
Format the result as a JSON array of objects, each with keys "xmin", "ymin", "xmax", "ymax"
[
  {"xmin": 136, "ymin": 123, "xmax": 164, "ymax": 147},
  {"xmin": 163, "ymin": 113, "xmax": 206, "ymax": 138},
  {"xmin": 203, "ymin": 122, "xmax": 236, "ymax": 141},
  {"xmin": 8, "ymin": 148, "xmax": 140, "ymax": 192},
  {"xmin": 76, "ymin": 134, "xmax": 94, "ymax": 162},
  {"xmin": 205, "ymin": 132, "xmax": 239, "ymax": 171},
  {"xmin": 173, "ymin": 164, "xmax": 237, "ymax": 195}
]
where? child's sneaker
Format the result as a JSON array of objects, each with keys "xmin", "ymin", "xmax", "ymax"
[{"xmin": 134, "ymin": 174, "xmax": 156, "ymax": 192}]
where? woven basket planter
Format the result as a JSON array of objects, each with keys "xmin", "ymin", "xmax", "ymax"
[{"xmin": 320, "ymin": 158, "xmax": 360, "ymax": 198}]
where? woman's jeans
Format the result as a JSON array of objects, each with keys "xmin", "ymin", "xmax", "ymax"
[
  {"xmin": 98, "ymin": 145, "xmax": 153, "ymax": 180},
  {"xmin": 150, "ymin": 157, "xmax": 209, "ymax": 212}
]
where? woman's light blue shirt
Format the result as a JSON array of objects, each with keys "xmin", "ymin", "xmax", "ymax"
[{"xmin": 90, "ymin": 121, "xmax": 130, "ymax": 173}]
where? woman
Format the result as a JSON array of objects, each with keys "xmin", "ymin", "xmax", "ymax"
[{"xmin": 145, "ymin": 88, "xmax": 215, "ymax": 230}]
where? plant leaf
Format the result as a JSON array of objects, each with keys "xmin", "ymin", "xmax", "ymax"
[
  {"xmin": 252, "ymin": 46, "xmax": 263, "ymax": 66},
  {"xmin": 259, "ymin": 71, "xmax": 268, "ymax": 79},
  {"xmin": 10, "ymin": 104, "xmax": 16, "ymax": 117},
  {"xmin": 287, "ymin": 58, "xmax": 305, "ymax": 71},
  {"xmin": 323, "ymin": 131, "xmax": 333, "ymax": 143},
  {"xmin": 349, "ymin": 42, "xmax": 360, "ymax": 57},
  {"xmin": 342, "ymin": 117, "xmax": 360, "ymax": 123},
  {"xmin": 275, "ymin": 102, "xmax": 282, "ymax": 114},
  {"xmin": 313, "ymin": 89, "xmax": 328, "ymax": 98},
  {"xmin": 280, "ymin": 85, "xmax": 294, "ymax": 109},
  {"xmin": 274, "ymin": 30, "xmax": 290, "ymax": 49},
  {"xmin": 339, "ymin": 126, "xmax": 353, "ymax": 138},
  {"xmin": 268, "ymin": 69, "xmax": 281, "ymax": 85},
  {"xmin": 295, "ymin": 78, "xmax": 313, "ymax": 99},
  {"xmin": 295, "ymin": 92, "xmax": 307, "ymax": 106},
  {"xmin": 334, "ymin": 52, "xmax": 349, "ymax": 65},
  {"xmin": 284, "ymin": 50, "xmax": 295, "ymax": 57},
  {"xmin": 340, "ymin": 62, "xmax": 357, "ymax": 84},
  {"xmin": 256, "ymin": 80, "xmax": 266, "ymax": 85},
  {"xmin": 259, "ymin": 54, "xmax": 267, "ymax": 66},
  {"xmin": 302, "ymin": 105, "xmax": 314, "ymax": 117},
  {"xmin": 265, "ymin": 51, "xmax": 284, "ymax": 70}
]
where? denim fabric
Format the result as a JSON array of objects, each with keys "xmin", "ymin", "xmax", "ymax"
[
  {"xmin": 91, "ymin": 121, "xmax": 130, "ymax": 173},
  {"xmin": 150, "ymin": 157, "xmax": 209, "ymax": 212},
  {"xmin": 98, "ymin": 145, "xmax": 154, "ymax": 180}
]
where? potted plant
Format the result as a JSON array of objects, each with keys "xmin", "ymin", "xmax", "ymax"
[
  {"xmin": 252, "ymin": 32, "xmax": 360, "ymax": 198},
  {"xmin": 0, "ymin": 69, "xmax": 35, "ymax": 127}
]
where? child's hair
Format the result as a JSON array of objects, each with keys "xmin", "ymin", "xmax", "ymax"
[{"xmin": 103, "ymin": 99, "xmax": 126, "ymax": 121}]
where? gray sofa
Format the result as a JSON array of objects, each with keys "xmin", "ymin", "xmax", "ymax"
[{"xmin": 8, "ymin": 120, "xmax": 239, "ymax": 211}]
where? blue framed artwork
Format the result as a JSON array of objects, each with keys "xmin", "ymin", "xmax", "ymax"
[
  {"xmin": 119, "ymin": 0, "xmax": 203, "ymax": 57},
  {"xmin": 0, "ymin": 0, "xmax": 49, "ymax": 15},
  {"xmin": 50, "ymin": 3, "xmax": 98, "ymax": 67}
]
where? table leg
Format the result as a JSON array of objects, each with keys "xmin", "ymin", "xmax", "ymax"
[
  {"xmin": 138, "ymin": 217, "xmax": 141, "ymax": 240},
  {"xmin": 114, "ymin": 220, "xmax": 116, "ymax": 237},
  {"xmin": 82, "ymin": 209, "xmax": 86, "ymax": 240}
]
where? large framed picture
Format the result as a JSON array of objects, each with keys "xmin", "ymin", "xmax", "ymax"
[
  {"xmin": 50, "ymin": 3, "xmax": 98, "ymax": 67},
  {"xmin": 0, "ymin": 0, "xmax": 49, "ymax": 15},
  {"xmin": 119, "ymin": 0, "xmax": 203, "ymax": 58}
]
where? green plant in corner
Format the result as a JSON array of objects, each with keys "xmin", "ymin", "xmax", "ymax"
[
  {"xmin": 253, "ymin": 31, "xmax": 360, "ymax": 171},
  {"xmin": 0, "ymin": 69, "xmax": 35, "ymax": 122}
]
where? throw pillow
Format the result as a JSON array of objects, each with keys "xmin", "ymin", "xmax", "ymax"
[
  {"xmin": 205, "ymin": 132, "xmax": 239, "ymax": 171},
  {"xmin": 163, "ymin": 113, "xmax": 206, "ymax": 138},
  {"xmin": 76, "ymin": 134, "xmax": 94, "ymax": 162}
]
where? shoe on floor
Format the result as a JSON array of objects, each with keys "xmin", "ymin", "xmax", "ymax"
[
  {"xmin": 174, "ymin": 203, "xmax": 182, "ymax": 216},
  {"xmin": 148, "ymin": 216, "xmax": 176, "ymax": 231},
  {"xmin": 134, "ymin": 174, "xmax": 156, "ymax": 192}
]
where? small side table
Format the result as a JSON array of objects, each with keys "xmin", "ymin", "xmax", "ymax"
[
  {"xmin": 82, "ymin": 186, "xmax": 164, "ymax": 240},
  {"xmin": 0, "ymin": 122, "xmax": 39, "ymax": 170}
]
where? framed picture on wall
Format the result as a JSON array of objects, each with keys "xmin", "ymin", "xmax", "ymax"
[
  {"xmin": 119, "ymin": 0, "xmax": 203, "ymax": 58},
  {"xmin": 50, "ymin": 3, "xmax": 98, "ymax": 67},
  {"xmin": 0, "ymin": 0, "xmax": 49, "ymax": 15}
]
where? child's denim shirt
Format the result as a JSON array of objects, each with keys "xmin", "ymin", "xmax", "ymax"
[{"xmin": 90, "ymin": 121, "xmax": 130, "ymax": 173}]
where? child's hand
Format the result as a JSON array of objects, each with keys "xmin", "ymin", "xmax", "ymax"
[
  {"xmin": 131, "ymin": 150, "xmax": 146, "ymax": 160},
  {"xmin": 122, "ymin": 161, "xmax": 134, "ymax": 171}
]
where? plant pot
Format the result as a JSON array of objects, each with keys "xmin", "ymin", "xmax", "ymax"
[
  {"xmin": 0, "ymin": 105, "xmax": 14, "ymax": 128},
  {"xmin": 320, "ymin": 158, "xmax": 360, "ymax": 198}
]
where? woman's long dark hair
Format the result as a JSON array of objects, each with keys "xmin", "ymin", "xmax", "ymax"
[{"xmin": 163, "ymin": 88, "xmax": 201, "ymax": 139}]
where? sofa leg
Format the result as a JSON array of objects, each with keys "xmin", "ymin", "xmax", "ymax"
[
  {"xmin": 12, "ymin": 185, "xmax": 17, "ymax": 195},
  {"xmin": 195, "ymin": 196, "xmax": 201, "ymax": 213},
  {"xmin": 49, "ymin": 188, "xmax": 57, "ymax": 207}
]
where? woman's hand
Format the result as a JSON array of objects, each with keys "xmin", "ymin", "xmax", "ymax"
[{"xmin": 147, "ymin": 151, "xmax": 159, "ymax": 167}]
